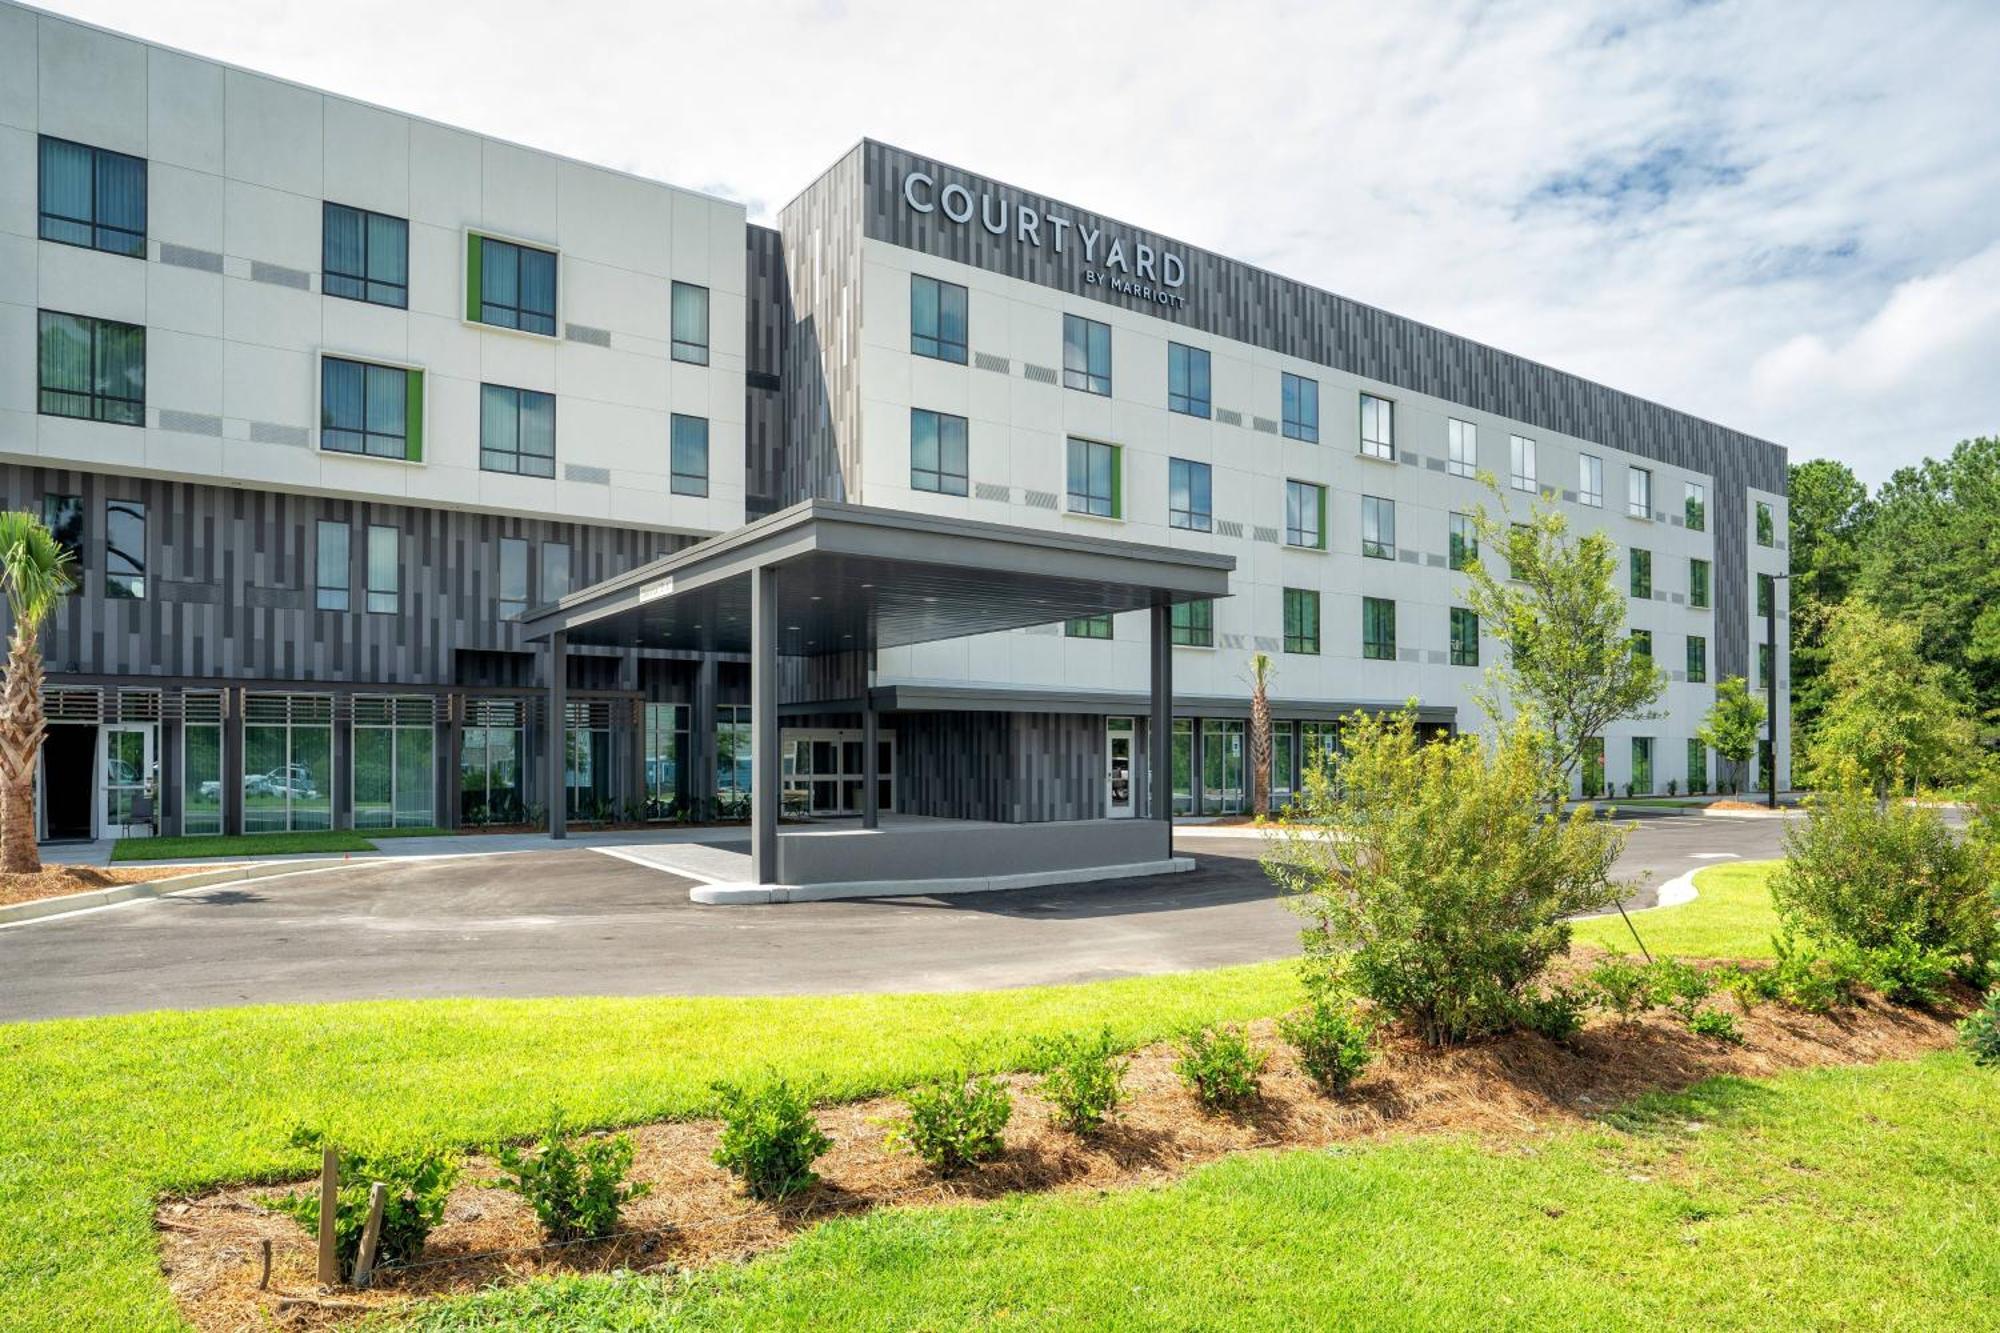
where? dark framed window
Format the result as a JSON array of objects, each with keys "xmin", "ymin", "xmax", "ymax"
[
  {"xmin": 1362, "ymin": 596, "xmax": 1395, "ymax": 660},
  {"xmin": 1628, "ymin": 466, "xmax": 1653, "ymax": 518},
  {"xmin": 479, "ymin": 384, "xmax": 556, "ymax": 477},
  {"xmin": 366, "ymin": 525, "xmax": 399, "ymax": 614},
  {"xmin": 1756, "ymin": 501, "xmax": 1774, "ymax": 547},
  {"xmin": 1631, "ymin": 629, "xmax": 1653, "ymax": 661},
  {"xmin": 1449, "ymin": 512, "xmax": 1477, "ymax": 571},
  {"xmin": 37, "ymin": 310, "xmax": 144, "ymax": 425},
  {"xmin": 499, "ymin": 538, "xmax": 529, "ymax": 620},
  {"xmin": 911, "ymin": 408, "xmax": 969, "ymax": 496},
  {"xmin": 1359, "ymin": 393, "xmax": 1394, "ymax": 460},
  {"xmin": 1067, "ymin": 437, "xmax": 1120, "ymax": 517},
  {"xmin": 42, "ymin": 495, "xmax": 83, "ymax": 559},
  {"xmin": 323, "ymin": 202, "xmax": 408, "ymax": 308},
  {"xmin": 1759, "ymin": 643, "xmax": 1773, "ymax": 689},
  {"xmin": 321, "ymin": 357, "xmax": 420, "ymax": 460},
  {"xmin": 38, "ymin": 136, "xmax": 145, "ymax": 257},
  {"xmin": 1450, "ymin": 607, "xmax": 1479, "ymax": 667},
  {"xmin": 1758, "ymin": 573, "xmax": 1775, "ymax": 618},
  {"xmin": 1684, "ymin": 481, "xmax": 1706, "ymax": 531},
  {"xmin": 671, "ymin": 414, "xmax": 709, "ymax": 497},
  {"xmin": 1065, "ymin": 614, "xmax": 1113, "ymax": 640},
  {"xmin": 1169, "ymin": 458, "xmax": 1211, "ymax": 531},
  {"xmin": 1448, "ymin": 419, "xmax": 1477, "ymax": 477},
  {"xmin": 471, "ymin": 234, "xmax": 557, "ymax": 335},
  {"xmin": 1062, "ymin": 313, "xmax": 1111, "ymax": 395},
  {"xmin": 1687, "ymin": 634, "xmax": 1707, "ymax": 683},
  {"xmin": 1282, "ymin": 373, "xmax": 1319, "ymax": 443},
  {"xmin": 542, "ymin": 541, "xmax": 571, "ymax": 603},
  {"xmin": 1690, "ymin": 558, "xmax": 1711, "ymax": 609},
  {"xmin": 1687, "ymin": 738, "xmax": 1707, "ymax": 792},
  {"xmin": 1579, "ymin": 454, "xmax": 1603, "ymax": 506},
  {"xmin": 1361, "ymin": 495, "xmax": 1395, "ymax": 559},
  {"xmin": 1283, "ymin": 588, "xmax": 1320, "ymax": 655},
  {"xmin": 1509, "ymin": 435, "xmax": 1536, "ymax": 491},
  {"xmin": 1171, "ymin": 598, "xmax": 1213, "ymax": 647},
  {"xmin": 910, "ymin": 275, "xmax": 968, "ymax": 363},
  {"xmin": 671, "ymin": 281, "xmax": 710, "ymax": 364},
  {"xmin": 315, "ymin": 521, "xmax": 349, "ymax": 611},
  {"xmin": 1630, "ymin": 548, "xmax": 1652, "ymax": 598},
  {"xmin": 105, "ymin": 498, "xmax": 145, "ymax": 600},
  {"xmin": 1168, "ymin": 343, "xmax": 1210, "ymax": 417},
  {"xmin": 1632, "ymin": 737, "xmax": 1654, "ymax": 794},
  {"xmin": 1285, "ymin": 480, "xmax": 1325, "ymax": 549}
]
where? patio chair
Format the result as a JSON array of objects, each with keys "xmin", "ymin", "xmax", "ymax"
[{"xmin": 123, "ymin": 792, "xmax": 157, "ymax": 839}]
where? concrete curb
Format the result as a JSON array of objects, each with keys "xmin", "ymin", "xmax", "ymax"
[
  {"xmin": 0, "ymin": 858, "xmax": 350, "ymax": 926},
  {"xmin": 691, "ymin": 856, "xmax": 1199, "ymax": 905}
]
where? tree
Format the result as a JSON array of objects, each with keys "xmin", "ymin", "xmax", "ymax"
[
  {"xmin": 1698, "ymin": 675, "xmax": 1765, "ymax": 794},
  {"xmin": 0, "ymin": 512, "xmax": 75, "ymax": 874},
  {"xmin": 1248, "ymin": 652, "xmax": 1273, "ymax": 818},
  {"xmin": 1786, "ymin": 459, "xmax": 1873, "ymax": 755},
  {"xmin": 1808, "ymin": 599, "xmax": 1977, "ymax": 795}
]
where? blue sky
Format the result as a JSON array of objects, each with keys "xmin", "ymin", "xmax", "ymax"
[{"xmin": 41, "ymin": 0, "xmax": 2000, "ymax": 484}]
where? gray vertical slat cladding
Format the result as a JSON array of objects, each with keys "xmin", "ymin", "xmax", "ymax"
[
  {"xmin": 891, "ymin": 709, "xmax": 1103, "ymax": 823},
  {"xmin": 778, "ymin": 146, "xmax": 865, "ymax": 504},
  {"xmin": 743, "ymin": 224, "xmax": 795, "ymax": 517}
]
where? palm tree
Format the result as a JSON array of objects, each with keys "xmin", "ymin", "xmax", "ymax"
[
  {"xmin": 0, "ymin": 512, "xmax": 74, "ymax": 873},
  {"xmin": 1248, "ymin": 652, "xmax": 1274, "ymax": 818}
]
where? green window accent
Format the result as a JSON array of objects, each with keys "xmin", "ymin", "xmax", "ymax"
[
  {"xmin": 465, "ymin": 232, "xmax": 482, "ymax": 322},
  {"xmin": 1283, "ymin": 588, "xmax": 1320, "ymax": 655},
  {"xmin": 1449, "ymin": 607, "xmax": 1479, "ymax": 666},
  {"xmin": 1629, "ymin": 548, "xmax": 1651, "ymax": 598},
  {"xmin": 405, "ymin": 369, "xmax": 424, "ymax": 461},
  {"xmin": 1689, "ymin": 558, "xmax": 1711, "ymax": 609},
  {"xmin": 1362, "ymin": 596, "xmax": 1395, "ymax": 660},
  {"xmin": 1758, "ymin": 573, "xmax": 1775, "ymax": 618},
  {"xmin": 1065, "ymin": 614, "xmax": 1113, "ymax": 640},
  {"xmin": 1687, "ymin": 738, "xmax": 1708, "ymax": 792},
  {"xmin": 1317, "ymin": 484, "xmax": 1327, "ymax": 550},
  {"xmin": 1109, "ymin": 444, "xmax": 1123, "ymax": 519},
  {"xmin": 1582, "ymin": 737, "xmax": 1606, "ymax": 797},
  {"xmin": 1171, "ymin": 598, "xmax": 1213, "ymax": 647},
  {"xmin": 1687, "ymin": 634, "xmax": 1707, "ymax": 682},
  {"xmin": 1631, "ymin": 629, "xmax": 1653, "ymax": 660},
  {"xmin": 1631, "ymin": 737, "xmax": 1654, "ymax": 794}
]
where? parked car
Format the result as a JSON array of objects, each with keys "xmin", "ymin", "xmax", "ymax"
[{"xmin": 241, "ymin": 764, "xmax": 320, "ymax": 800}]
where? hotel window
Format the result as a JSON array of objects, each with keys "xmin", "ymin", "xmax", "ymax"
[
  {"xmin": 1067, "ymin": 437, "xmax": 1121, "ymax": 517},
  {"xmin": 38, "ymin": 136, "xmax": 145, "ymax": 257},
  {"xmin": 542, "ymin": 541, "xmax": 572, "ymax": 603},
  {"xmin": 1447, "ymin": 418, "xmax": 1477, "ymax": 478},
  {"xmin": 498, "ymin": 538, "xmax": 529, "ymax": 620},
  {"xmin": 1756, "ymin": 501, "xmax": 1775, "ymax": 546},
  {"xmin": 1631, "ymin": 628, "xmax": 1653, "ymax": 661},
  {"xmin": 1362, "ymin": 596, "xmax": 1396, "ymax": 660},
  {"xmin": 910, "ymin": 409, "xmax": 969, "ymax": 496},
  {"xmin": 1172, "ymin": 598, "xmax": 1214, "ymax": 647},
  {"xmin": 671, "ymin": 414, "xmax": 709, "ymax": 497},
  {"xmin": 479, "ymin": 384, "xmax": 556, "ymax": 478},
  {"xmin": 1687, "ymin": 738, "xmax": 1708, "ymax": 792},
  {"xmin": 1062, "ymin": 313, "xmax": 1111, "ymax": 395},
  {"xmin": 469, "ymin": 234, "xmax": 557, "ymax": 335},
  {"xmin": 42, "ymin": 495, "xmax": 83, "ymax": 559},
  {"xmin": 105, "ymin": 499, "xmax": 145, "ymax": 600},
  {"xmin": 1758, "ymin": 572, "xmax": 1775, "ymax": 618},
  {"xmin": 315, "ymin": 522, "xmax": 350, "ymax": 611},
  {"xmin": 366, "ymin": 525, "xmax": 399, "ymax": 613},
  {"xmin": 1282, "ymin": 373, "xmax": 1319, "ymax": 442},
  {"xmin": 1284, "ymin": 480, "xmax": 1326, "ymax": 549},
  {"xmin": 1759, "ymin": 643, "xmax": 1773, "ymax": 689},
  {"xmin": 1632, "ymin": 737, "xmax": 1654, "ymax": 794},
  {"xmin": 1283, "ymin": 588, "xmax": 1320, "ymax": 655},
  {"xmin": 910, "ymin": 275, "xmax": 968, "ymax": 363},
  {"xmin": 670, "ymin": 281, "xmax": 710, "ymax": 364},
  {"xmin": 1168, "ymin": 343, "xmax": 1210, "ymax": 417},
  {"xmin": 1687, "ymin": 634, "xmax": 1707, "ymax": 683},
  {"xmin": 1449, "ymin": 512, "xmax": 1478, "ymax": 570},
  {"xmin": 1690, "ymin": 557, "xmax": 1711, "ymax": 609},
  {"xmin": 1361, "ymin": 495, "xmax": 1395, "ymax": 560},
  {"xmin": 1630, "ymin": 548, "xmax": 1652, "ymax": 598},
  {"xmin": 1579, "ymin": 453, "xmax": 1603, "ymax": 507},
  {"xmin": 1065, "ymin": 614, "xmax": 1113, "ymax": 640},
  {"xmin": 1509, "ymin": 435, "xmax": 1537, "ymax": 492},
  {"xmin": 322, "ymin": 357, "xmax": 421, "ymax": 460},
  {"xmin": 323, "ymin": 202, "xmax": 408, "ymax": 308},
  {"xmin": 1582, "ymin": 736, "xmax": 1605, "ymax": 796},
  {"xmin": 1359, "ymin": 393, "xmax": 1395, "ymax": 460},
  {"xmin": 1684, "ymin": 481, "xmax": 1706, "ymax": 531},
  {"xmin": 1628, "ymin": 466, "xmax": 1653, "ymax": 518},
  {"xmin": 1507, "ymin": 521, "xmax": 1533, "ymax": 581},
  {"xmin": 37, "ymin": 311, "xmax": 144, "ymax": 426},
  {"xmin": 1450, "ymin": 607, "xmax": 1479, "ymax": 667},
  {"xmin": 1168, "ymin": 457, "xmax": 1212, "ymax": 531}
]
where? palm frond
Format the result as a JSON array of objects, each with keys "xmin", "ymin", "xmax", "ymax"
[{"xmin": 0, "ymin": 511, "xmax": 76, "ymax": 629}]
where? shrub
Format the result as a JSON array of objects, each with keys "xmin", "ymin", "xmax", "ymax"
[
  {"xmin": 493, "ymin": 1108, "xmax": 648, "ymax": 1242},
  {"xmin": 270, "ymin": 1129, "xmax": 458, "ymax": 1275},
  {"xmin": 1032, "ymin": 1028, "xmax": 1129, "ymax": 1135},
  {"xmin": 1687, "ymin": 1008, "xmax": 1744, "ymax": 1044},
  {"xmin": 1175, "ymin": 1024, "xmax": 1268, "ymax": 1109},
  {"xmin": 1858, "ymin": 935, "xmax": 1960, "ymax": 1007},
  {"xmin": 1961, "ymin": 987, "xmax": 2000, "ymax": 1068},
  {"xmin": 1278, "ymin": 998, "xmax": 1374, "ymax": 1092},
  {"xmin": 1765, "ymin": 935, "xmax": 1866, "ymax": 1014},
  {"xmin": 1716, "ymin": 963, "xmax": 1772, "ymax": 1013},
  {"xmin": 888, "ymin": 1071, "xmax": 1013, "ymax": 1174},
  {"xmin": 1586, "ymin": 955, "xmax": 1655, "ymax": 1022},
  {"xmin": 1514, "ymin": 984, "xmax": 1590, "ymax": 1045},
  {"xmin": 711, "ymin": 1075, "xmax": 832, "ymax": 1200},
  {"xmin": 1648, "ymin": 957, "xmax": 1715, "ymax": 1023}
]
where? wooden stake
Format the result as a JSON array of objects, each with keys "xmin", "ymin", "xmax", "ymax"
[
  {"xmin": 351, "ymin": 1182, "xmax": 387, "ymax": 1288},
  {"xmin": 315, "ymin": 1147, "xmax": 338, "ymax": 1285},
  {"xmin": 258, "ymin": 1237, "xmax": 272, "ymax": 1291}
]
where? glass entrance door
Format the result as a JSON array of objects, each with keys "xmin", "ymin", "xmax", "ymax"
[
  {"xmin": 102, "ymin": 724, "xmax": 154, "ymax": 833},
  {"xmin": 1201, "ymin": 719, "xmax": 1246, "ymax": 815},
  {"xmin": 781, "ymin": 729, "xmax": 894, "ymax": 816},
  {"xmin": 1106, "ymin": 717, "xmax": 1135, "ymax": 818}
]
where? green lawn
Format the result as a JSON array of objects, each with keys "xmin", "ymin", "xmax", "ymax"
[
  {"xmin": 1572, "ymin": 860, "xmax": 1785, "ymax": 960},
  {"xmin": 111, "ymin": 827, "xmax": 446, "ymax": 862},
  {"xmin": 392, "ymin": 1053, "xmax": 2000, "ymax": 1332}
]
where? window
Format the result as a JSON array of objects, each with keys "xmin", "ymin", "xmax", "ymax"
[
  {"xmin": 910, "ymin": 275, "xmax": 968, "ymax": 363},
  {"xmin": 42, "ymin": 495, "xmax": 82, "ymax": 559},
  {"xmin": 1684, "ymin": 481, "xmax": 1706, "ymax": 531},
  {"xmin": 542, "ymin": 541, "xmax": 571, "ymax": 603},
  {"xmin": 1067, "ymin": 437, "xmax": 1120, "ymax": 517},
  {"xmin": 1362, "ymin": 597, "xmax": 1396, "ymax": 660},
  {"xmin": 1171, "ymin": 598, "xmax": 1213, "ymax": 647},
  {"xmin": 105, "ymin": 499, "xmax": 145, "ymax": 600},
  {"xmin": 38, "ymin": 136, "xmax": 145, "ymax": 257},
  {"xmin": 1062, "ymin": 314, "xmax": 1111, "ymax": 394},
  {"xmin": 1579, "ymin": 454, "xmax": 1603, "ymax": 507},
  {"xmin": 1359, "ymin": 393, "xmax": 1395, "ymax": 460},
  {"xmin": 1450, "ymin": 607, "xmax": 1479, "ymax": 667},
  {"xmin": 471, "ymin": 234, "xmax": 557, "ymax": 335},
  {"xmin": 1628, "ymin": 466, "xmax": 1653, "ymax": 518},
  {"xmin": 322, "ymin": 202, "xmax": 408, "ymax": 308},
  {"xmin": 910, "ymin": 409, "xmax": 969, "ymax": 496},
  {"xmin": 1756, "ymin": 501, "xmax": 1775, "ymax": 546},
  {"xmin": 1283, "ymin": 588, "xmax": 1320, "ymax": 655},
  {"xmin": 670, "ymin": 281, "xmax": 710, "ymax": 364},
  {"xmin": 1686, "ymin": 738, "xmax": 1708, "ymax": 793},
  {"xmin": 1630, "ymin": 548, "xmax": 1652, "ymax": 598},
  {"xmin": 321, "ymin": 357, "xmax": 420, "ymax": 460},
  {"xmin": 1447, "ymin": 418, "xmax": 1477, "ymax": 478},
  {"xmin": 37, "ymin": 311, "xmax": 144, "ymax": 425},
  {"xmin": 1449, "ymin": 512, "xmax": 1478, "ymax": 571},
  {"xmin": 1282, "ymin": 373, "xmax": 1319, "ymax": 442},
  {"xmin": 1065, "ymin": 614, "xmax": 1113, "ymax": 639},
  {"xmin": 1631, "ymin": 628, "xmax": 1653, "ymax": 661},
  {"xmin": 1690, "ymin": 558, "xmax": 1711, "ymax": 609},
  {"xmin": 1168, "ymin": 458, "xmax": 1212, "ymax": 531},
  {"xmin": 498, "ymin": 538, "xmax": 529, "ymax": 619},
  {"xmin": 1687, "ymin": 634, "xmax": 1707, "ymax": 683},
  {"xmin": 366, "ymin": 525, "xmax": 399, "ymax": 613},
  {"xmin": 1582, "ymin": 736, "xmax": 1606, "ymax": 797},
  {"xmin": 1510, "ymin": 435, "xmax": 1537, "ymax": 491},
  {"xmin": 1361, "ymin": 495, "xmax": 1395, "ymax": 559},
  {"xmin": 1631, "ymin": 737, "xmax": 1654, "ymax": 794},
  {"xmin": 315, "ymin": 522, "xmax": 350, "ymax": 611},
  {"xmin": 1758, "ymin": 572, "xmax": 1775, "ymax": 619},
  {"xmin": 1507, "ymin": 521, "xmax": 1533, "ymax": 581},
  {"xmin": 671, "ymin": 414, "xmax": 709, "ymax": 497},
  {"xmin": 1285, "ymin": 480, "xmax": 1326, "ymax": 549},
  {"xmin": 479, "ymin": 384, "xmax": 556, "ymax": 477},
  {"xmin": 1168, "ymin": 343, "xmax": 1210, "ymax": 417}
]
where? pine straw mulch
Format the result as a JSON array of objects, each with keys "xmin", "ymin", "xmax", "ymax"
[
  {"xmin": 156, "ymin": 980, "xmax": 1976, "ymax": 1332},
  {"xmin": 0, "ymin": 862, "xmax": 209, "ymax": 907}
]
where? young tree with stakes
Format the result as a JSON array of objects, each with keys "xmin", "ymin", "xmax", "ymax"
[{"xmin": 1698, "ymin": 675, "xmax": 1765, "ymax": 795}]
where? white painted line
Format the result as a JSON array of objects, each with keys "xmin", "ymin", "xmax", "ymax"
[
  {"xmin": 590, "ymin": 844, "xmax": 732, "ymax": 885},
  {"xmin": 1690, "ymin": 852, "xmax": 1739, "ymax": 860},
  {"xmin": 1653, "ymin": 867, "xmax": 1701, "ymax": 907}
]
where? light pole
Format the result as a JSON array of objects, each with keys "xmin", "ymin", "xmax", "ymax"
[{"xmin": 1766, "ymin": 571, "xmax": 1791, "ymax": 809}]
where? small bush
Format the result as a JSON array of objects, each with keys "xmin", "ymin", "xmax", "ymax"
[
  {"xmin": 1687, "ymin": 1008, "xmax": 1745, "ymax": 1044},
  {"xmin": 270, "ymin": 1130, "xmax": 458, "ymax": 1275},
  {"xmin": 711, "ymin": 1076, "xmax": 832, "ymax": 1200},
  {"xmin": 1960, "ymin": 987, "xmax": 2000, "ymax": 1068},
  {"xmin": 1279, "ymin": 998, "xmax": 1374, "ymax": 1092},
  {"xmin": 1766, "ymin": 935, "xmax": 1866, "ymax": 1013},
  {"xmin": 1716, "ymin": 963, "xmax": 1772, "ymax": 1013},
  {"xmin": 888, "ymin": 1071, "xmax": 1013, "ymax": 1174},
  {"xmin": 1860, "ymin": 935, "xmax": 1961, "ymax": 1007},
  {"xmin": 1032, "ymin": 1028, "xmax": 1129, "ymax": 1135},
  {"xmin": 1587, "ymin": 955, "xmax": 1655, "ymax": 1022},
  {"xmin": 1515, "ymin": 984, "xmax": 1590, "ymax": 1045},
  {"xmin": 1648, "ymin": 957, "xmax": 1715, "ymax": 1023},
  {"xmin": 1175, "ymin": 1024, "xmax": 1267, "ymax": 1109},
  {"xmin": 493, "ymin": 1108, "xmax": 648, "ymax": 1242}
]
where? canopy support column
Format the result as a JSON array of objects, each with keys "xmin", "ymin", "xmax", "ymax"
[
  {"xmin": 751, "ymin": 565, "xmax": 780, "ymax": 884},
  {"xmin": 547, "ymin": 630, "xmax": 567, "ymax": 841},
  {"xmin": 862, "ymin": 692, "xmax": 880, "ymax": 830},
  {"xmin": 1150, "ymin": 601, "xmax": 1174, "ymax": 858}
]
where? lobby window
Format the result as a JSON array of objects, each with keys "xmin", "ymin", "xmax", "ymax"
[
  {"xmin": 671, "ymin": 414, "xmax": 710, "ymax": 497},
  {"xmin": 366, "ymin": 525, "xmax": 399, "ymax": 613},
  {"xmin": 1065, "ymin": 613, "xmax": 1113, "ymax": 640},
  {"xmin": 1168, "ymin": 458, "xmax": 1212, "ymax": 531},
  {"xmin": 1449, "ymin": 512, "xmax": 1478, "ymax": 571},
  {"xmin": 1171, "ymin": 598, "xmax": 1214, "ymax": 647},
  {"xmin": 1628, "ymin": 466, "xmax": 1653, "ymax": 518},
  {"xmin": 322, "ymin": 357, "xmax": 421, "ymax": 460},
  {"xmin": 910, "ymin": 275, "xmax": 968, "ymax": 363},
  {"xmin": 1168, "ymin": 343, "xmax": 1211, "ymax": 417},
  {"xmin": 1067, "ymin": 437, "xmax": 1121, "ymax": 517},
  {"xmin": 1062, "ymin": 313, "xmax": 1111, "ymax": 395},
  {"xmin": 42, "ymin": 495, "xmax": 83, "ymax": 559},
  {"xmin": 315, "ymin": 521, "xmax": 350, "ymax": 611},
  {"xmin": 470, "ymin": 234, "xmax": 557, "ymax": 335},
  {"xmin": 670, "ymin": 281, "xmax": 710, "ymax": 364},
  {"xmin": 323, "ymin": 202, "xmax": 408, "ymax": 308},
  {"xmin": 1283, "ymin": 588, "xmax": 1320, "ymax": 655},
  {"xmin": 1362, "ymin": 596, "xmax": 1396, "ymax": 660},
  {"xmin": 1509, "ymin": 435, "xmax": 1537, "ymax": 492},
  {"xmin": 105, "ymin": 498, "xmax": 145, "ymax": 600},
  {"xmin": 1450, "ymin": 607, "xmax": 1479, "ymax": 667},
  {"xmin": 1579, "ymin": 454, "xmax": 1603, "ymax": 507},
  {"xmin": 38, "ymin": 136, "xmax": 145, "ymax": 257},
  {"xmin": 1361, "ymin": 495, "xmax": 1395, "ymax": 560},
  {"xmin": 1282, "ymin": 372, "xmax": 1319, "ymax": 442},
  {"xmin": 479, "ymin": 384, "xmax": 556, "ymax": 478},
  {"xmin": 911, "ymin": 409, "xmax": 969, "ymax": 496},
  {"xmin": 1632, "ymin": 737, "xmax": 1654, "ymax": 794},
  {"xmin": 1687, "ymin": 738, "xmax": 1707, "ymax": 792},
  {"xmin": 1690, "ymin": 557, "xmax": 1711, "ymax": 609},
  {"xmin": 1630, "ymin": 548, "xmax": 1652, "ymax": 598},
  {"xmin": 1631, "ymin": 628, "xmax": 1653, "ymax": 661},
  {"xmin": 1685, "ymin": 481, "xmax": 1707, "ymax": 531},
  {"xmin": 1756, "ymin": 501, "xmax": 1775, "ymax": 546},
  {"xmin": 1447, "ymin": 418, "xmax": 1477, "ymax": 478},
  {"xmin": 1359, "ymin": 393, "xmax": 1395, "ymax": 460},
  {"xmin": 1687, "ymin": 633, "xmax": 1707, "ymax": 683},
  {"xmin": 1582, "ymin": 736, "xmax": 1606, "ymax": 796},
  {"xmin": 37, "ymin": 311, "xmax": 144, "ymax": 426},
  {"xmin": 1284, "ymin": 480, "xmax": 1326, "ymax": 549},
  {"xmin": 542, "ymin": 541, "xmax": 572, "ymax": 603},
  {"xmin": 1759, "ymin": 643, "xmax": 1774, "ymax": 689},
  {"xmin": 498, "ymin": 538, "xmax": 529, "ymax": 620},
  {"xmin": 1758, "ymin": 572, "xmax": 1776, "ymax": 619}
]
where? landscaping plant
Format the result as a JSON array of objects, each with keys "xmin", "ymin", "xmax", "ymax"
[
  {"xmin": 1687, "ymin": 1008, "xmax": 1745, "ymax": 1044},
  {"xmin": 1586, "ymin": 955, "xmax": 1655, "ymax": 1022},
  {"xmin": 1764, "ymin": 935, "xmax": 1867, "ymax": 1014},
  {"xmin": 711, "ymin": 1075, "xmax": 833, "ymax": 1200},
  {"xmin": 0, "ymin": 511, "xmax": 74, "ymax": 874},
  {"xmin": 1858, "ymin": 934, "xmax": 1961, "ymax": 1007},
  {"xmin": 1515, "ymin": 984, "xmax": 1591, "ymax": 1046},
  {"xmin": 1278, "ymin": 997, "xmax": 1374, "ymax": 1091},
  {"xmin": 493, "ymin": 1108, "xmax": 649, "ymax": 1242},
  {"xmin": 1648, "ymin": 958, "xmax": 1715, "ymax": 1024},
  {"xmin": 1175, "ymin": 1023, "xmax": 1267, "ymax": 1109},
  {"xmin": 1032, "ymin": 1027, "xmax": 1129, "ymax": 1135},
  {"xmin": 1961, "ymin": 986, "xmax": 2000, "ymax": 1068},
  {"xmin": 270, "ymin": 1129, "xmax": 458, "ymax": 1274},
  {"xmin": 887, "ymin": 1069, "xmax": 1013, "ymax": 1174}
]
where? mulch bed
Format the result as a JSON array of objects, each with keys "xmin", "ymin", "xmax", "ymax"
[
  {"xmin": 156, "ymin": 983, "xmax": 1974, "ymax": 1330},
  {"xmin": 0, "ymin": 863, "xmax": 205, "ymax": 908}
]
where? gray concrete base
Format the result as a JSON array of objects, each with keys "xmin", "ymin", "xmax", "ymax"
[{"xmin": 690, "ymin": 855, "xmax": 1198, "ymax": 905}]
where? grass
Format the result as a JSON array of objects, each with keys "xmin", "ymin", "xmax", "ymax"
[
  {"xmin": 0, "ymin": 963, "xmax": 1297, "ymax": 1331},
  {"xmin": 111, "ymin": 827, "xmax": 446, "ymax": 862},
  {"xmin": 1572, "ymin": 860, "xmax": 1785, "ymax": 960}
]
